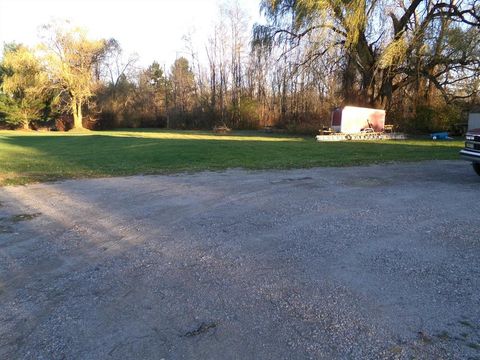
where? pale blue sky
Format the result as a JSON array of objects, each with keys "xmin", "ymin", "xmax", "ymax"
[{"xmin": 0, "ymin": 0, "xmax": 263, "ymax": 66}]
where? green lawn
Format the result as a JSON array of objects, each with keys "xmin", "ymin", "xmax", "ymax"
[{"xmin": 0, "ymin": 129, "xmax": 464, "ymax": 186}]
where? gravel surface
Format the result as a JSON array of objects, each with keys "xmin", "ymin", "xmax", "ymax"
[{"xmin": 0, "ymin": 160, "xmax": 479, "ymax": 359}]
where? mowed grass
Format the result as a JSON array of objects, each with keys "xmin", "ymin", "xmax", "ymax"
[{"xmin": 0, "ymin": 129, "xmax": 463, "ymax": 186}]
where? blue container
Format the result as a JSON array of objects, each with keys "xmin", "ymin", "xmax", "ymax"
[{"xmin": 430, "ymin": 132, "xmax": 449, "ymax": 140}]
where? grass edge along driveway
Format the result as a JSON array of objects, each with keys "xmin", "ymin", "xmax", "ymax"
[{"xmin": 0, "ymin": 129, "xmax": 463, "ymax": 186}]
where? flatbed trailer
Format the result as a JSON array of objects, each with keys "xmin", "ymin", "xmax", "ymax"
[{"xmin": 316, "ymin": 132, "xmax": 406, "ymax": 142}]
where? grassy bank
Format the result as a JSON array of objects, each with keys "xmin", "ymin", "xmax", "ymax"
[{"xmin": 0, "ymin": 129, "xmax": 463, "ymax": 186}]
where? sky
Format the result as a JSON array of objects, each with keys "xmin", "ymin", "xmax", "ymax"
[{"xmin": 0, "ymin": 0, "xmax": 263, "ymax": 67}]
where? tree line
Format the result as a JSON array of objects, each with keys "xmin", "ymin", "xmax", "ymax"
[{"xmin": 0, "ymin": 0, "xmax": 479, "ymax": 133}]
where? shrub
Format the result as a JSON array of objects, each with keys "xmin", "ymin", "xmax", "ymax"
[
  {"xmin": 411, "ymin": 105, "xmax": 461, "ymax": 133},
  {"xmin": 55, "ymin": 114, "xmax": 73, "ymax": 131}
]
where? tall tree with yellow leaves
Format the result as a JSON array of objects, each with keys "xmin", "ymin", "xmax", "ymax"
[
  {"xmin": 0, "ymin": 44, "xmax": 49, "ymax": 129},
  {"xmin": 40, "ymin": 22, "xmax": 108, "ymax": 130}
]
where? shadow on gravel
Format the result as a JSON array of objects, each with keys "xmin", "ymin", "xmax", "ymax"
[
  {"xmin": 1, "ymin": 181, "xmax": 321, "ymax": 358},
  {"xmin": 1, "ymin": 162, "xmax": 479, "ymax": 358}
]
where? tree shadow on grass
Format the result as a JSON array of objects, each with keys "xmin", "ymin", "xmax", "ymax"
[{"xmin": 0, "ymin": 131, "xmax": 463, "ymax": 185}]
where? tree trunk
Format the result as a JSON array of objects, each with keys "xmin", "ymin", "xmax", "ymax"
[{"xmin": 72, "ymin": 99, "xmax": 83, "ymax": 129}]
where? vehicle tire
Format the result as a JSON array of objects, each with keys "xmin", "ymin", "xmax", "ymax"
[{"xmin": 473, "ymin": 163, "xmax": 480, "ymax": 176}]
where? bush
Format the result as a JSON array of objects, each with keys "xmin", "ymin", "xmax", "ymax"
[
  {"xmin": 237, "ymin": 98, "xmax": 261, "ymax": 130},
  {"xmin": 93, "ymin": 111, "xmax": 117, "ymax": 130},
  {"xmin": 410, "ymin": 105, "xmax": 461, "ymax": 133},
  {"xmin": 55, "ymin": 114, "xmax": 73, "ymax": 131},
  {"xmin": 140, "ymin": 115, "xmax": 167, "ymax": 128}
]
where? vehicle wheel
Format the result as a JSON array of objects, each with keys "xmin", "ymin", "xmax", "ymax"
[{"xmin": 473, "ymin": 163, "xmax": 480, "ymax": 176}]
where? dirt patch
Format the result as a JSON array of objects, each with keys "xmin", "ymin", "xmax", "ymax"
[
  {"xmin": 9, "ymin": 213, "xmax": 41, "ymax": 222},
  {"xmin": 182, "ymin": 322, "xmax": 217, "ymax": 337},
  {"xmin": 342, "ymin": 176, "xmax": 392, "ymax": 187},
  {"xmin": 0, "ymin": 224, "xmax": 13, "ymax": 234},
  {"xmin": 270, "ymin": 176, "xmax": 313, "ymax": 184}
]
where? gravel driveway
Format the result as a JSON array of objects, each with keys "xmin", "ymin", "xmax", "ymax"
[{"xmin": 1, "ymin": 160, "xmax": 479, "ymax": 359}]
